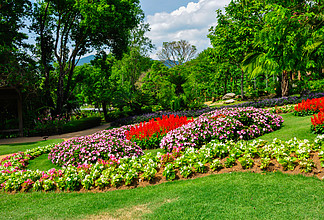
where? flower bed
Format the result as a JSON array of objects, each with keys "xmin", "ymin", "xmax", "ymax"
[
  {"xmin": 1, "ymin": 135, "xmax": 324, "ymax": 192},
  {"xmin": 160, "ymin": 107, "xmax": 283, "ymax": 152},
  {"xmin": 49, "ymin": 115, "xmax": 192, "ymax": 167},
  {"xmin": 311, "ymin": 111, "xmax": 324, "ymax": 134},
  {"xmin": 294, "ymin": 97, "xmax": 324, "ymax": 134},
  {"xmin": 48, "ymin": 127, "xmax": 144, "ymax": 167},
  {"xmin": 125, "ymin": 114, "xmax": 194, "ymax": 150},
  {"xmin": 294, "ymin": 97, "xmax": 324, "ymax": 116}
]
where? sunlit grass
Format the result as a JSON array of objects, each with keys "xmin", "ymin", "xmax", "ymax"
[
  {"xmin": 1, "ymin": 172, "xmax": 323, "ymax": 219},
  {"xmin": 0, "ymin": 139, "xmax": 63, "ymax": 156}
]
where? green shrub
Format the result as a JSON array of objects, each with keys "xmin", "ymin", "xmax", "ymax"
[
  {"xmin": 62, "ymin": 116, "xmax": 101, "ymax": 133},
  {"xmin": 308, "ymin": 79, "xmax": 324, "ymax": 92}
]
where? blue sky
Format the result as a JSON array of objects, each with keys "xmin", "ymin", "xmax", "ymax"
[
  {"xmin": 140, "ymin": 0, "xmax": 200, "ymax": 15},
  {"xmin": 139, "ymin": 0, "xmax": 231, "ymax": 58}
]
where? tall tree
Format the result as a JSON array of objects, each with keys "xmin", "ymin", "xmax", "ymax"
[
  {"xmin": 208, "ymin": 0, "xmax": 264, "ymax": 98},
  {"xmin": 243, "ymin": 0, "xmax": 323, "ymax": 97},
  {"xmin": 0, "ymin": 0, "xmax": 32, "ymax": 87},
  {"xmin": 32, "ymin": 0, "xmax": 143, "ymax": 115},
  {"xmin": 111, "ymin": 47, "xmax": 153, "ymax": 113},
  {"xmin": 129, "ymin": 21, "xmax": 155, "ymax": 56},
  {"xmin": 157, "ymin": 40, "xmax": 197, "ymax": 67}
]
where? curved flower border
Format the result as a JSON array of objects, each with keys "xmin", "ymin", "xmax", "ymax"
[
  {"xmin": 160, "ymin": 107, "xmax": 284, "ymax": 152},
  {"xmin": 0, "ymin": 135, "xmax": 323, "ymax": 192}
]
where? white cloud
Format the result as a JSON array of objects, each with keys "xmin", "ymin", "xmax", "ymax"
[{"xmin": 146, "ymin": 0, "xmax": 231, "ymax": 59}]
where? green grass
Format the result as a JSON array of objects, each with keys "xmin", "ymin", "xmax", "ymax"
[
  {"xmin": 27, "ymin": 154, "xmax": 62, "ymax": 171},
  {"xmin": 255, "ymin": 113, "xmax": 317, "ymax": 142},
  {"xmin": 1, "ymin": 172, "xmax": 323, "ymax": 219},
  {"xmin": 0, "ymin": 139, "xmax": 63, "ymax": 156},
  {"xmin": 143, "ymin": 148, "xmax": 164, "ymax": 156}
]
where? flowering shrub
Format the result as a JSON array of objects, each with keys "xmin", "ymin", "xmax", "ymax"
[
  {"xmin": 1, "ymin": 136, "xmax": 324, "ymax": 192},
  {"xmin": 160, "ymin": 107, "xmax": 283, "ymax": 152},
  {"xmin": 294, "ymin": 97, "xmax": 324, "ymax": 116},
  {"xmin": 311, "ymin": 111, "xmax": 324, "ymax": 134},
  {"xmin": 125, "ymin": 115, "xmax": 194, "ymax": 149},
  {"xmin": 269, "ymin": 105, "xmax": 295, "ymax": 114},
  {"xmin": 294, "ymin": 97, "xmax": 324, "ymax": 134},
  {"xmin": 48, "ymin": 127, "xmax": 144, "ymax": 167},
  {"xmin": 32, "ymin": 115, "xmax": 67, "ymax": 135}
]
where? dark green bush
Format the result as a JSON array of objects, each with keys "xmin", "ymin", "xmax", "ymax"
[{"xmin": 62, "ymin": 116, "xmax": 102, "ymax": 133}]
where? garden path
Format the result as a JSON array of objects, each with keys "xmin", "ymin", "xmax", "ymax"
[{"xmin": 0, "ymin": 123, "xmax": 110, "ymax": 160}]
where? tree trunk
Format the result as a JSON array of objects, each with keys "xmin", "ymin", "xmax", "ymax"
[
  {"xmin": 281, "ymin": 70, "xmax": 289, "ymax": 97},
  {"xmin": 56, "ymin": 73, "xmax": 64, "ymax": 115},
  {"xmin": 224, "ymin": 73, "xmax": 228, "ymax": 96},
  {"xmin": 102, "ymin": 101, "xmax": 108, "ymax": 122},
  {"xmin": 240, "ymin": 69, "xmax": 244, "ymax": 99}
]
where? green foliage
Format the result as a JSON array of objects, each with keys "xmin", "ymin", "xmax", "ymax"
[
  {"xmin": 210, "ymin": 159, "xmax": 223, "ymax": 171},
  {"xmin": 31, "ymin": 0, "xmax": 144, "ymax": 115},
  {"xmin": 162, "ymin": 163, "xmax": 176, "ymax": 180},
  {"xmin": 308, "ymin": 78, "xmax": 324, "ymax": 92},
  {"xmin": 224, "ymin": 156, "xmax": 236, "ymax": 168},
  {"xmin": 238, "ymin": 156, "xmax": 254, "ymax": 169},
  {"xmin": 111, "ymin": 47, "xmax": 154, "ymax": 113},
  {"xmin": 141, "ymin": 61, "xmax": 176, "ymax": 110},
  {"xmin": 62, "ymin": 116, "xmax": 101, "ymax": 133}
]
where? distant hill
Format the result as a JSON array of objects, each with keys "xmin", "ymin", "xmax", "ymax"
[
  {"xmin": 76, "ymin": 55, "xmax": 95, "ymax": 66},
  {"xmin": 76, "ymin": 55, "xmax": 178, "ymax": 68}
]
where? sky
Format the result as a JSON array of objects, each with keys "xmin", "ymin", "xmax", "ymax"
[{"xmin": 139, "ymin": 0, "xmax": 231, "ymax": 59}]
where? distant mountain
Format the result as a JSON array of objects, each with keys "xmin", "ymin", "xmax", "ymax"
[
  {"xmin": 76, "ymin": 55, "xmax": 95, "ymax": 66},
  {"xmin": 76, "ymin": 55, "xmax": 178, "ymax": 68}
]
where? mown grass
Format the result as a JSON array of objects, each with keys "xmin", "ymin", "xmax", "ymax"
[
  {"xmin": 27, "ymin": 154, "xmax": 62, "ymax": 171},
  {"xmin": 1, "ymin": 172, "xmax": 323, "ymax": 219},
  {"xmin": 0, "ymin": 139, "xmax": 63, "ymax": 156},
  {"xmin": 255, "ymin": 113, "xmax": 317, "ymax": 142}
]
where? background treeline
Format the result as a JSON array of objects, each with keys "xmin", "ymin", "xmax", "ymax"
[{"xmin": 0, "ymin": 0, "xmax": 323, "ymax": 135}]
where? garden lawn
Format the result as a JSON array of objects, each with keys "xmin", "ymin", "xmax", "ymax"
[
  {"xmin": 0, "ymin": 139, "xmax": 63, "ymax": 156},
  {"xmin": 254, "ymin": 113, "xmax": 317, "ymax": 142},
  {"xmin": 1, "ymin": 172, "xmax": 323, "ymax": 219},
  {"xmin": 27, "ymin": 154, "xmax": 62, "ymax": 171}
]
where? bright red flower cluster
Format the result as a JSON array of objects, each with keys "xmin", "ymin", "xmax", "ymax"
[
  {"xmin": 311, "ymin": 111, "xmax": 324, "ymax": 134},
  {"xmin": 125, "ymin": 115, "xmax": 194, "ymax": 149},
  {"xmin": 294, "ymin": 97, "xmax": 324, "ymax": 115},
  {"xmin": 294, "ymin": 97, "xmax": 324, "ymax": 134}
]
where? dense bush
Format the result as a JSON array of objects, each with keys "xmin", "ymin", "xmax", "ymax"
[
  {"xmin": 62, "ymin": 116, "xmax": 101, "ymax": 133},
  {"xmin": 308, "ymin": 79, "xmax": 324, "ymax": 93},
  {"xmin": 27, "ymin": 116, "xmax": 101, "ymax": 136},
  {"xmin": 160, "ymin": 107, "xmax": 283, "ymax": 152}
]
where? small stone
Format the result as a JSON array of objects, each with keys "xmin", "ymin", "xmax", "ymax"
[
  {"xmin": 223, "ymin": 99, "xmax": 235, "ymax": 104},
  {"xmin": 222, "ymin": 93, "xmax": 236, "ymax": 100}
]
